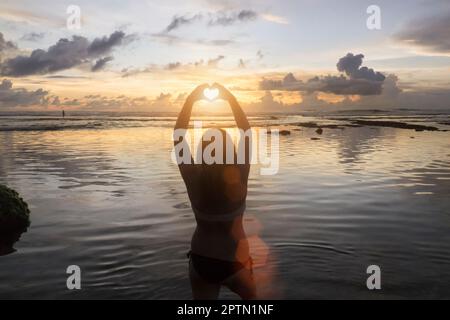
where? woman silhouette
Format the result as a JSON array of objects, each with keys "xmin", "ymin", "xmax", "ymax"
[{"xmin": 174, "ymin": 83, "xmax": 255, "ymax": 299}]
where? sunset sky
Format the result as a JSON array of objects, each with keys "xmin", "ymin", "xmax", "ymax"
[{"xmin": 0, "ymin": 0, "xmax": 449, "ymax": 112}]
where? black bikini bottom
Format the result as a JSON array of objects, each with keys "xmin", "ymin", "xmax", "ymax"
[{"xmin": 188, "ymin": 251, "xmax": 252, "ymax": 284}]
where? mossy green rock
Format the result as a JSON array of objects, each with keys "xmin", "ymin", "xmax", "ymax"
[{"xmin": 0, "ymin": 184, "xmax": 30, "ymax": 255}]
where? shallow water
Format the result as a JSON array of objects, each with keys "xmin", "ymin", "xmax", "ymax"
[{"xmin": 0, "ymin": 114, "xmax": 449, "ymax": 299}]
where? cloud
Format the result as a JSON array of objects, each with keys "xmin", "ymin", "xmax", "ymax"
[
  {"xmin": 198, "ymin": 39, "xmax": 235, "ymax": 46},
  {"xmin": 0, "ymin": 33, "xmax": 18, "ymax": 59},
  {"xmin": 87, "ymin": 31, "xmax": 126, "ymax": 56},
  {"xmin": 80, "ymin": 94, "xmax": 150, "ymax": 110},
  {"xmin": 260, "ymin": 53, "xmax": 387, "ymax": 96},
  {"xmin": 91, "ymin": 56, "xmax": 113, "ymax": 72},
  {"xmin": 252, "ymin": 73, "xmax": 450, "ymax": 111},
  {"xmin": 0, "ymin": 78, "xmax": 48, "ymax": 108},
  {"xmin": 76, "ymin": 92, "xmax": 186, "ymax": 111},
  {"xmin": 150, "ymin": 93, "xmax": 172, "ymax": 107},
  {"xmin": 20, "ymin": 32, "xmax": 45, "ymax": 42},
  {"xmin": 247, "ymin": 90, "xmax": 285, "ymax": 112},
  {"xmin": 0, "ymin": 31, "xmax": 128, "ymax": 76},
  {"xmin": 257, "ymin": 50, "xmax": 264, "ymax": 60},
  {"xmin": 306, "ymin": 75, "xmax": 385, "ymax": 95},
  {"xmin": 207, "ymin": 10, "xmax": 257, "ymax": 26},
  {"xmin": 121, "ymin": 55, "xmax": 226, "ymax": 77},
  {"xmin": 165, "ymin": 14, "xmax": 203, "ymax": 33},
  {"xmin": 337, "ymin": 53, "xmax": 385, "ymax": 81},
  {"xmin": 165, "ymin": 62, "xmax": 182, "ymax": 70},
  {"xmin": 163, "ymin": 10, "xmax": 257, "ymax": 33},
  {"xmin": 260, "ymin": 13, "xmax": 289, "ymax": 25},
  {"xmin": 152, "ymin": 32, "xmax": 234, "ymax": 47},
  {"xmin": 207, "ymin": 55, "xmax": 225, "ymax": 67},
  {"xmin": 394, "ymin": 12, "xmax": 450, "ymax": 53}
]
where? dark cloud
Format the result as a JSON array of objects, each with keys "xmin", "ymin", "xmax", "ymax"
[
  {"xmin": 0, "ymin": 79, "xmax": 48, "ymax": 108},
  {"xmin": 165, "ymin": 14, "xmax": 203, "ymax": 33},
  {"xmin": 306, "ymin": 75, "xmax": 385, "ymax": 95},
  {"xmin": 0, "ymin": 31, "xmax": 128, "ymax": 76},
  {"xmin": 45, "ymin": 75, "xmax": 88, "ymax": 79},
  {"xmin": 87, "ymin": 31, "xmax": 126, "ymax": 56},
  {"xmin": 337, "ymin": 53, "xmax": 385, "ymax": 81},
  {"xmin": 163, "ymin": 10, "xmax": 257, "ymax": 33},
  {"xmin": 394, "ymin": 12, "xmax": 450, "ymax": 53},
  {"xmin": 91, "ymin": 56, "xmax": 113, "ymax": 72},
  {"xmin": 260, "ymin": 53, "xmax": 387, "ymax": 96},
  {"xmin": 20, "ymin": 32, "xmax": 45, "ymax": 42}
]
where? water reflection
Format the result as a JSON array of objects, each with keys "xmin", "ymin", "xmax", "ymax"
[
  {"xmin": 336, "ymin": 127, "xmax": 386, "ymax": 165},
  {"xmin": 0, "ymin": 222, "xmax": 29, "ymax": 256}
]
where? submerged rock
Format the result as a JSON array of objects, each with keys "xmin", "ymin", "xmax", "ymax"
[
  {"xmin": 296, "ymin": 122, "xmax": 344, "ymax": 130},
  {"xmin": 0, "ymin": 184, "xmax": 31, "ymax": 256},
  {"xmin": 316, "ymin": 128, "xmax": 323, "ymax": 135},
  {"xmin": 351, "ymin": 120, "xmax": 439, "ymax": 131},
  {"xmin": 267, "ymin": 129, "xmax": 291, "ymax": 135}
]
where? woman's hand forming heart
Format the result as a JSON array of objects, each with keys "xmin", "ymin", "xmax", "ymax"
[{"xmin": 187, "ymin": 83, "xmax": 209, "ymax": 103}]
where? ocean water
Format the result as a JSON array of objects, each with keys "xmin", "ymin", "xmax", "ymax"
[{"xmin": 0, "ymin": 112, "xmax": 449, "ymax": 299}]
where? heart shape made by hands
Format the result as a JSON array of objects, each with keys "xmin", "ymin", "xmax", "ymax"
[{"xmin": 203, "ymin": 87, "xmax": 219, "ymax": 101}]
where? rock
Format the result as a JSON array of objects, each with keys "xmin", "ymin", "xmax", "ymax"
[
  {"xmin": 279, "ymin": 130, "xmax": 291, "ymax": 136},
  {"xmin": 0, "ymin": 184, "xmax": 31, "ymax": 256},
  {"xmin": 296, "ymin": 122, "xmax": 344, "ymax": 130},
  {"xmin": 316, "ymin": 128, "xmax": 323, "ymax": 135},
  {"xmin": 343, "ymin": 124, "xmax": 362, "ymax": 128},
  {"xmin": 296, "ymin": 122, "xmax": 319, "ymax": 128},
  {"xmin": 350, "ymin": 120, "xmax": 438, "ymax": 131},
  {"xmin": 310, "ymin": 137, "xmax": 321, "ymax": 141}
]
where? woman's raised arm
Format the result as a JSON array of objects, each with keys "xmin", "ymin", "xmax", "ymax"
[
  {"xmin": 213, "ymin": 83, "xmax": 252, "ymax": 168},
  {"xmin": 174, "ymin": 84, "xmax": 209, "ymax": 130},
  {"xmin": 213, "ymin": 83, "xmax": 250, "ymax": 131}
]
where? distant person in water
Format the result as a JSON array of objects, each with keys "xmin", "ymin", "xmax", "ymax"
[
  {"xmin": 62, "ymin": 110, "xmax": 65, "ymax": 119},
  {"xmin": 174, "ymin": 83, "xmax": 255, "ymax": 299}
]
